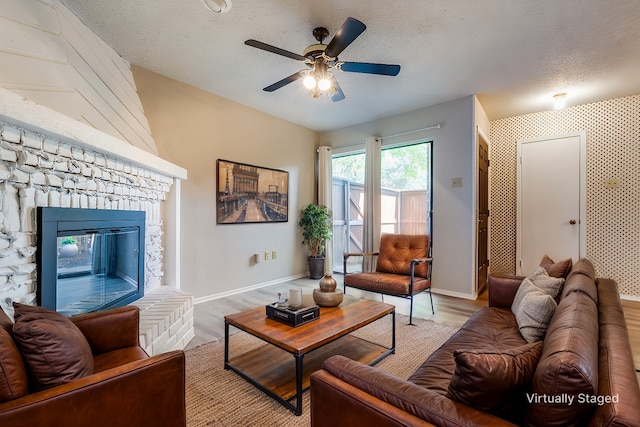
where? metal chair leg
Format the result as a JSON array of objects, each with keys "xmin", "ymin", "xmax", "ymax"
[
  {"xmin": 409, "ymin": 295, "xmax": 415, "ymax": 326},
  {"xmin": 429, "ymin": 289, "xmax": 435, "ymax": 315}
]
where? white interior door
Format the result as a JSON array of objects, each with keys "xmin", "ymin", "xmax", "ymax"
[{"xmin": 516, "ymin": 131, "xmax": 586, "ymax": 275}]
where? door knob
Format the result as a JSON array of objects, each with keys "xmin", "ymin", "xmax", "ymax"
[{"xmin": 569, "ymin": 219, "xmax": 577, "ymax": 225}]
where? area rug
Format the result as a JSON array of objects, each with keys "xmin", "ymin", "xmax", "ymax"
[{"xmin": 185, "ymin": 314, "xmax": 458, "ymax": 426}]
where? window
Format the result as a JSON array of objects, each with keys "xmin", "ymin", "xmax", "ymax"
[{"xmin": 332, "ymin": 142, "xmax": 432, "ymax": 272}]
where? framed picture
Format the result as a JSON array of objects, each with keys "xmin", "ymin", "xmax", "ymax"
[{"xmin": 216, "ymin": 159, "xmax": 289, "ymax": 224}]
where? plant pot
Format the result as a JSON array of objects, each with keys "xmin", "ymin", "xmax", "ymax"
[
  {"xmin": 59, "ymin": 244, "xmax": 79, "ymax": 258},
  {"xmin": 307, "ymin": 257, "xmax": 325, "ymax": 280}
]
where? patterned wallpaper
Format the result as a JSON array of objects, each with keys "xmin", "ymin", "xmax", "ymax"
[{"xmin": 489, "ymin": 94, "xmax": 640, "ymax": 297}]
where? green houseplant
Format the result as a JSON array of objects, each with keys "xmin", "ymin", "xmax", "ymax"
[{"xmin": 298, "ymin": 204, "xmax": 333, "ymax": 279}]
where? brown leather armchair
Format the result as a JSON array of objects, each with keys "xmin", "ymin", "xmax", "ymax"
[
  {"xmin": 343, "ymin": 233, "xmax": 433, "ymax": 324},
  {"xmin": 0, "ymin": 305, "xmax": 186, "ymax": 427}
]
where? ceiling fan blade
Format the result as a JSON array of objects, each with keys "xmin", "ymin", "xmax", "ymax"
[
  {"xmin": 324, "ymin": 17, "xmax": 366, "ymax": 59},
  {"xmin": 330, "ymin": 75, "xmax": 345, "ymax": 102},
  {"xmin": 245, "ymin": 39, "xmax": 307, "ymax": 62},
  {"xmin": 263, "ymin": 71, "xmax": 306, "ymax": 92},
  {"xmin": 339, "ymin": 62, "xmax": 401, "ymax": 76}
]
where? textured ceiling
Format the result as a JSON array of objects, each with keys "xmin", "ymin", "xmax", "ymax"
[{"xmin": 60, "ymin": 0, "xmax": 640, "ymax": 132}]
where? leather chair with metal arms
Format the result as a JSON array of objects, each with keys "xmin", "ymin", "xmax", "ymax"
[{"xmin": 343, "ymin": 233, "xmax": 433, "ymax": 325}]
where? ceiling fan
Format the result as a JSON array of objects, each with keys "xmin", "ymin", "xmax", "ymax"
[{"xmin": 244, "ymin": 17, "xmax": 401, "ymax": 102}]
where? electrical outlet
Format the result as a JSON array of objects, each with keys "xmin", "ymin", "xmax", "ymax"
[
  {"xmin": 452, "ymin": 177, "xmax": 463, "ymax": 188},
  {"xmin": 604, "ymin": 178, "xmax": 619, "ymax": 189},
  {"xmin": 271, "ymin": 250, "xmax": 277, "ymax": 260},
  {"xmin": 264, "ymin": 251, "xmax": 270, "ymax": 261}
]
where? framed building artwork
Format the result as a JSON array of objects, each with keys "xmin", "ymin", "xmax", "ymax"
[{"xmin": 216, "ymin": 159, "xmax": 289, "ymax": 224}]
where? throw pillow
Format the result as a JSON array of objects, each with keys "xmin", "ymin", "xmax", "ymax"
[
  {"xmin": 0, "ymin": 327, "xmax": 28, "ymax": 402},
  {"xmin": 447, "ymin": 341, "xmax": 543, "ymax": 421},
  {"xmin": 12, "ymin": 303, "xmax": 94, "ymax": 392},
  {"xmin": 511, "ymin": 279, "xmax": 558, "ymax": 342},
  {"xmin": 527, "ymin": 265, "xmax": 565, "ymax": 300},
  {"xmin": 539, "ymin": 254, "xmax": 573, "ymax": 278}
]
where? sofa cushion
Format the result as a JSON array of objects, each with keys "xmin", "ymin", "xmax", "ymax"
[
  {"xmin": 447, "ymin": 341, "xmax": 543, "ymax": 421},
  {"xmin": 511, "ymin": 277, "xmax": 558, "ymax": 342},
  {"xmin": 0, "ymin": 308, "xmax": 13, "ymax": 334},
  {"xmin": 408, "ymin": 307, "xmax": 526, "ymax": 394},
  {"xmin": 562, "ymin": 271, "xmax": 598, "ymax": 303},
  {"xmin": 539, "ymin": 254, "xmax": 573, "ymax": 278},
  {"xmin": 566, "ymin": 258, "xmax": 596, "ymax": 282},
  {"xmin": 561, "ymin": 259, "xmax": 598, "ymax": 304},
  {"xmin": 526, "ymin": 265, "xmax": 565, "ymax": 299},
  {"xmin": 12, "ymin": 303, "xmax": 94, "ymax": 392},
  {"xmin": 0, "ymin": 327, "xmax": 28, "ymax": 402},
  {"xmin": 524, "ymin": 291, "xmax": 599, "ymax": 427},
  {"xmin": 93, "ymin": 347, "xmax": 149, "ymax": 373}
]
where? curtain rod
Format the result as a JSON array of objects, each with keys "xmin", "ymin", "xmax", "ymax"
[
  {"xmin": 381, "ymin": 123, "xmax": 441, "ymax": 140},
  {"xmin": 328, "ymin": 123, "xmax": 442, "ymax": 151}
]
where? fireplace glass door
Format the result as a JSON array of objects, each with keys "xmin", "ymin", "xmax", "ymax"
[{"xmin": 56, "ymin": 228, "xmax": 140, "ymax": 316}]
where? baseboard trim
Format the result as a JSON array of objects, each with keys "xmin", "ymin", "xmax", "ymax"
[
  {"xmin": 193, "ymin": 273, "xmax": 308, "ymax": 305},
  {"xmin": 431, "ymin": 288, "xmax": 477, "ymax": 300},
  {"xmin": 621, "ymin": 294, "xmax": 640, "ymax": 302}
]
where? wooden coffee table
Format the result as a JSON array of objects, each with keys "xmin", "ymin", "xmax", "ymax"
[{"xmin": 224, "ymin": 297, "xmax": 395, "ymax": 415}]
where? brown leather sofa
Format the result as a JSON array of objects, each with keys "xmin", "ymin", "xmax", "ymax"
[
  {"xmin": 310, "ymin": 259, "xmax": 640, "ymax": 426},
  {"xmin": 0, "ymin": 304, "xmax": 186, "ymax": 426}
]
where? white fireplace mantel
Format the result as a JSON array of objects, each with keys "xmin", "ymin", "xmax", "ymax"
[
  {"xmin": 0, "ymin": 86, "xmax": 186, "ymax": 299},
  {"xmin": 0, "ymin": 87, "xmax": 186, "ymax": 180}
]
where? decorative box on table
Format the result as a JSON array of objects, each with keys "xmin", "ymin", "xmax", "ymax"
[{"xmin": 266, "ymin": 303, "xmax": 320, "ymax": 327}]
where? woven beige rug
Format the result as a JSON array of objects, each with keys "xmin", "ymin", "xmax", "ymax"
[{"xmin": 185, "ymin": 314, "xmax": 458, "ymax": 426}]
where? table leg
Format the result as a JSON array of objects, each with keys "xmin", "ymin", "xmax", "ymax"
[
  {"xmin": 294, "ymin": 353, "xmax": 304, "ymax": 416},
  {"xmin": 391, "ymin": 309, "xmax": 396, "ymax": 354},
  {"xmin": 224, "ymin": 320, "xmax": 230, "ymax": 369}
]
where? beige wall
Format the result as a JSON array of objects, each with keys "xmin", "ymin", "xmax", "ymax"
[
  {"xmin": 490, "ymin": 94, "xmax": 640, "ymax": 298},
  {"xmin": 321, "ymin": 95, "xmax": 486, "ymax": 299},
  {"xmin": 132, "ymin": 66, "xmax": 319, "ymax": 299}
]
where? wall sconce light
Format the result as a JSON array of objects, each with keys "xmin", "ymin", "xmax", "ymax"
[
  {"xmin": 200, "ymin": 0, "xmax": 232, "ymax": 13},
  {"xmin": 553, "ymin": 93, "xmax": 567, "ymax": 110}
]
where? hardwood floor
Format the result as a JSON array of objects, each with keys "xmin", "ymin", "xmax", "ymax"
[
  {"xmin": 186, "ymin": 275, "xmax": 640, "ymax": 384},
  {"xmin": 187, "ymin": 274, "xmax": 486, "ymax": 349},
  {"xmin": 621, "ymin": 299, "xmax": 640, "ymax": 384}
]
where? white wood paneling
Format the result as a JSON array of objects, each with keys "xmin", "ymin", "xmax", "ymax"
[
  {"xmin": 0, "ymin": 0, "xmax": 158, "ymax": 154},
  {"xmin": 0, "ymin": 16, "xmax": 67, "ymax": 62},
  {"xmin": 0, "ymin": 0, "xmax": 59, "ymax": 31}
]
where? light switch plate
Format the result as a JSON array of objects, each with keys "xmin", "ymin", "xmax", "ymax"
[{"xmin": 604, "ymin": 178, "xmax": 619, "ymax": 189}]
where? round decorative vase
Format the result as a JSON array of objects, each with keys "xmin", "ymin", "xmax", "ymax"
[
  {"xmin": 59, "ymin": 244, "xmax": 78, "ymax": 258},
  {"xmin": 313, "ymin": 274, "xmax": 343, "ymax": 307},
  {"xmin": 313, "ymin": 288, "xmax": 344, "ymax": 307},
  {"xmin": 319, "ymin": 274, "xmax": 337, "ymax": 292}
]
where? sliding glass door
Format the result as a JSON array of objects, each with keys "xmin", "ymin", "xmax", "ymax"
[{"xmin": 332, "ymin": 141, "xmax": 432, "ymax": 273}]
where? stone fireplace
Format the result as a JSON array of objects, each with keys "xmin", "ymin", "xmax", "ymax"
[{"xmin": 0, "ymin": 88, "xmax": 192, "ymax": 355}]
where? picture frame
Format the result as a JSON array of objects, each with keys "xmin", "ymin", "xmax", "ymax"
[{"xmin": 216, "ymin": 159, "xmax": 289, "ymax": 224}]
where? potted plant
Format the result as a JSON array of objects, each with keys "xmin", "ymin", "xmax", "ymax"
[
  {"xmin": 59, "ymin": 237, "xmax": 79, "ymax": 258},
  {"xmin": 298, "ymin": 204, "xmax": 332, "ymax": 279}
]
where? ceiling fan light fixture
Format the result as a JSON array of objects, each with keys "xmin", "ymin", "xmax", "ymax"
[
  {"xmin": 317, "ymin": 76, "xmax": 332, "ymax": 91},
  {"xmin": 303, "ymin": 74, "xmax": 317, "ymax": 89},
  {"xmin": 245, "ymin": 17, "xmax": 400, "ymax": 102},
  {"xmin": 309, "ymin": 87, "xmax": 322, "ymax": 98},
  {"xmin": 200, "ymin": 0, "xmax": 232, "ymax": 13}
]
